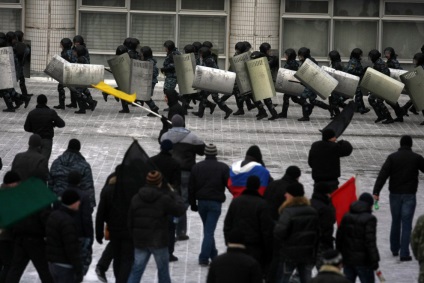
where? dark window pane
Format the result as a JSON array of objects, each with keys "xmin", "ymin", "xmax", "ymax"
[
  {"xmin": 181, "ymin": 0, "xmax": 225, "ymax": 10},
  {"xmin": 0, "ymin": 0, "xmax": 20, "ymax": 3},
  {"xmin": 334, "ymin": 0, "xmax": 379, "ymax": 17},
  {"xmin": 82, "ymin": 0, "xmax": 125, "ymax": 7},
  {"xmin": 383, "ymin": 22, "xmax": 424, "ymax": 59},
  {"xmin": 334, "ymin": 21, "xmax": 377, "ymax": 58},
  {"xmin": 130, "ymin": 0, "xmax": 175, "ymax": 11},
  {"xmin": 0, "ymin": 9, "xmax": 21, "ymax": 31},
  {"xmin": 385, "ymin": 2, "xmax": 424, "ymax": 16},
  {"xmin": 285, "ymin": 0, "xmax": 328, "ymax": 13}
]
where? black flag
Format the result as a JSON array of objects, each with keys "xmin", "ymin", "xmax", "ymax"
[{"xmin": 321, "ymin": 101, "xmax": 356, "ymax": 138}]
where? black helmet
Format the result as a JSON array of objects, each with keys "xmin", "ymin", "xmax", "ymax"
[
  {"xmin": 235, "ymin": 41, "xmax": 249, "ymax": 54},
  {"xmin": 202, "ymin": 41, "xmax": 213, "ymax": 49},
  {"xmin": 60, "ymin": 38, "xmax": 73, "ymax": 49},
  {"xmin": 284, "ymin": 48, "xmax": 297, "ymax": 61},
  {"xmin": 259, "ymin": 42, "xmax": 271, "ymax": 54},
  {"xmin": 350, "ymin": 48, "xmax": 363, "ymax": 60},
  {"xmin": 0, "ymin": 38, "xmax": 6, "ymax": 48},
  {"xmin": 5, "ymin": 31, "xmax": 16, "ymax": 45},
  {"xmin": 15, "ymin": 30, "xmax": 23, "ymax": 42},
  {"xmin": 184, "ymin": 44, "xmax": 195, "ymax": 54},
  {"xmin": 74, "ymin": 45, "xmax": 87, "ymax": 57},
  {"xmin": 250, "ymin": 51, "xmax": 265, "ymax": 60},
  {"xmin": 192, "ymin": 41, "xmax": 202, "ymax": 52},
  {"xmin": 199, "ymin": 46, "xmax": 211, "ymax": 58},
  {"xmin": 413, "ymin": 52, "xmax": 424, "ymax": 67},
  {"xmin": 328, "ymin": 50, "xmax": 341, "ymax": 62},
  {"xmin": 298, "ymin": 47, "xmax": 311, "ymax": 58},
  {"xmin": 140, "ymin": 46, "xmax": 153, "ymax": 59},
  {"xmin": 384, "ymin": 47, "xmax": 397, "ymax": 59},
  {"xmin": 73, "ymin": 35, "xmax": 85, "ymax": 46},
  {"xmin": 163, "ymin": 40, "xmax": 176, "ymax": 52},
  {"xmin": 368, "ymin": 49, "xmax": 381, "ymax": 63},
  {"xmin": 129, "ymin": 38, "xmax": 140, "ymax": 51},
  {"xmin": 115, "ymin": 45, "xmax": 128, "ymax": 56},
  {"xmin": 123, "ymin": 37, "xmax": 132, "ymax": 49},
  {"xmin": 0, "ymin": 32, "xmax": 5, "ymax": 40},
  {"xmin": 243, "ymin": 41, "xmax": 252, "ymax": 50}
]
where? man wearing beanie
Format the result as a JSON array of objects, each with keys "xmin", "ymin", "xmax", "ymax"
[
  {"xmin": 228, "ymin": 145, "xmax": 271, "ymax": 197},
  {"xmin": 158, "ymin": 90, "xmax": 186, "ymax": 141},
  {"xmin": 308, "ymin": 128, "xmax": 352, "ymax": 192},
  {"xmin": 188, "ymin": 144, "xmax": 230, "ymax": 266},
  {"xmin": 49, "ymin": 138, "xmax": 96, "ymax": 209},
  {"xmin": 264, "ymin": 165, "xmax": 301, "ymax": 221},
  {"xmin": 336, "ymin": 192, "xmax": 380, "ymax": 282},
  {"xmin": 149, "ymin": 140, "xmax": 181, "ymax": 261},
  {"xmin": 224, "ymin": 175, "xmax": 274, "ymax": 273},
  {"xmin": 11, "ymin": 134, "xmax": 49, "ymax": 182},
  {"xmin": 127, "ymin": 170, "xmax": 185, "ymax": 283},
  {"xmin": 373, "ymin": 135, "xmax": 424, "ymax": 261},
  {"xmin": 274, "ymin": 182, "xmax": 319, "ymax": 283},
  {"xmin": 309, "ymin": 249, "xmax": 350, "ymax": 283},
  {"xmin": 46, "ymin": 189, "xmax": 83, "ymax": 283},
  {"xmin": 24, "ymin": 94, "xmax": 65, "ymax": 161},
  {"xmin": 160, "ymin": 114, "xmax": 205, "ymax": 240}
]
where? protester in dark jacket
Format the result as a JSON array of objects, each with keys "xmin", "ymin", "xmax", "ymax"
[
  {"xmin": 224, "ymin": 176, "xmax": 274, "ymax": 272},
  {"xmin": 24, "ymin": 94, "xmax": 65, "ymax": 161},
  {"xmin": 11, "ymin": 134, "xmax": 49, "ymax": 182},
  {"xmin": 46, "ymin": 189, "xmax": 83, "ymax": 283},
  {"xmin": 49, "ymin": 139, "xmax": 95, "ymax": 208},
  {"xmin": 158, "ymin": 90, "xmax": 187, "ymax": 140},
  {"xmin": 264, "ymin": 165, "xmax": 301, "ymax": 221},
  {"xmin": 274, "ymin": 182, "xmax": 319, "ymax": 283},
  {"xmin": 310, "ymin": 249, "xmax": 351, "ymax": 283},
  {"xmin": 336, "ymin": 193, "xmax": 380, "ymax": 283},
  {"xmin": 308, "ymin": 128, "xmax": 353, "ymax": 192},
  {"xmin": 127, "ymin": 171, "xmax": 185, "ymax": 283}
]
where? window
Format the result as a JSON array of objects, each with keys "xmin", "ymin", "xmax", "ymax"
[
  {"xmin": 130, "ymin": 0, "xmax": 175, "ymax": 11},
  {"xmin": 181, "ymin": 0, "xmax": 225, "ymax": 10},
  {"xmin": 0, "ymin": 0, "xmax": 20, "ymax": 3},
  {"xmin": 334, "ymin": 0, "xmax": 379, "ymax": 17},
  {"xmin": 383, "ymin": 21, "xmax": 424, "ymax": 59},
  {"xmin": 385, "ymin": 2, "xmax": 424, "ymax": 16},
  {"xmin": 0, "ymin": 8, "xmax": 21, "ymax": 31},
  {"xmin": 81, "ymin": 0, "xmax": 125, "ymax": 7},
  {"xmin": 285, "ymin": 0, "xmax": 328, "ymax": 14},
  {"xmin": 334, "ymin": 21, "xmax": 377, "ymax": 58}
]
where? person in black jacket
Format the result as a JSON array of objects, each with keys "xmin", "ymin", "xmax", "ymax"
[
  {"xmin": 46, "ymin": 189, "xmax": 83, "ymax": 283},
  {"xmin": 274, "ymin": 182, "xmax": 319, "ymax": 283},
  {"xmin": 279, "ymin": 48, "xmax": 300, "ymax": 118},
  {"xmin": 127, "ymin": 171, "xmax": 185, "ymax": 283},
  {"xmin": 336, "ymin": 193, "xmax": 380, "ymax": 283},
  {"xmin": 308, "ymin": 128, "xmax": 353, "ymax": 192},
  {"xmin": 264, "ymin": 165, "xmax": 301, "ymax": 221},
  {"xmin": 24, "ymin": 94, "xmax": 65, "ymax": 161},
  {"xmin": 189, "ymin": 144, "xmax": 230, "ymax": 266},
  {"xmin": 373, "ymin": 135, "xmax": 424, "ymax": 261},
  {"xmin": 158, "ymin": 90, "xmax": 186, "ymax": 143},
  {"xmin": 328, "ymin": 50, "xmax": 348, "ymax": 118},
  {"xmin": 310, "ymin": 249, "xmax": 350, "ymax": 283},
  {"xmin": 224, "ymin": 175, "xmax": 274, "ymax": 273}
]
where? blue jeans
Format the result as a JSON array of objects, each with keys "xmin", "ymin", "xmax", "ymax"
[
  {"xmin": 389, "ymin": 193, "xmax": 416, "ymax": 257},
  {"xmin": 276, "ymin": 261, "xmax": 314, "ymax": 283},
  {"xmin": 343, "ymin": 265, "xmax": 375, "ymax": 283},
  {"xmin": 198, "ymin": 200, "xmax": 221, "ymax": 263},
  {"xmin": 176, "ymin": 171, "xmax": 190, "ymax": 237},
  {"xmin": 127, "ymin": 247, "xmax": 170, "ymax": 283}
]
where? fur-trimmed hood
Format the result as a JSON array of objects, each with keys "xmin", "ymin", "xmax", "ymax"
[
  {"xmin": 278, "ymin": 196, "xmax": 310, "ymax": 214},
  {"xmin": 319, "ymin": 265, "xmax": 344, "ymax": 275}
]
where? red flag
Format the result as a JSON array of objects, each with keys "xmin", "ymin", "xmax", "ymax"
[{"xmin": 331, "ymin": 177, "xmax": 357, "ymax": 226}]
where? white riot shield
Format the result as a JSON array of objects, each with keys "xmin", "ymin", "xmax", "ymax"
[
  {"xmin": 360, "ymin": 67, "xmax": 404, "ymax": 104},
  {"xmin": 192, "ymin": 66, "xmax": 236, "ymax": 95},
  {"xmin": 44, "ymin": 55, "xmax": 68, "ymax": 84},
  {"xmin": 389, "ymin": 68, "xmax": 408, "ymax": 82},
  {"xmin": 321, "ymin": 66, "xmax": 359, "ymax": 98},
  {"xmin": 294, "ymin": 59, "xmax": 338, "ymax": 100},
  {"xmin": 63, "ymin": 64, "xmax": 104, "ymax": 87},
  {"xmin": 174, "ymin": 53, "xmax": 197, "ymax": 95},
  {"xmin": 229, "ymin": 51, "xmax": 252, "ymax": 95},
  {"xmin": 0, "ymin": 47, "xmax": 17, "ymax": 90},
  {"xmin": 400, "ymin": 67, "xmax": 424, "ymax": 111},
  {"xmin": 246, "ymin": 57, "xmax": 276, "ymax": 101},
  {"xmin": 107, "ymin": 53, "xmax": 132, "ymax": 93},
  {"xmin": 275, "ymin": 68, "xmax": 304, "ymax": 96},
  {"xmin": 130, "ymin": 60, "xmax": 153, "ymax": 101}
]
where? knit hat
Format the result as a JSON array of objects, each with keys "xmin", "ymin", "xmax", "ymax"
[
  {"xmin": 286, "ymin": 166, "xmax": 301, "ymax": 179},
  {"xmin": 61, "ymin": 189, "xmax": 80, "ymax": 206},
  {"xmin": 68, "ymin": 171, "xmax": 82, "ymax": 186},
  {"xmin": 359, "ymin": 192, "xmax": 374, "ymax": 207},
  {"xmin": 146, "ymin": 170, "xmax": 162, "ymax": 186},
  {"xmin": 28, "ymin": 134, "xmax": 42, "ymax": 147},
  {"xmin": 246, "ymin": 145, "xmax": 263, "ymax": 164},
  {"xmin": 286, "ymin": 182, "xmax": 305, "ymax": 197},
  {"xmin": 246, "ymin": 175, "xmax": 260, "ymax": 191},
  {"xmin": 314, "ymin": 182, "xmax": 333, "ymax": 195},
  {"xmin": 68, "ymin": 139, "xmax": 81, "ymax": 152},
  {"xmin": 37, "ymin": 94, "xmax": 47, "ymax": 105},
  {"xmin": 400, "ymin": 135, "xmax": 413, "ymax": 148},
  {"xmin": 161, "ymin": 139, "xmax": 173, "ymax": 152},
  {"xmin": 322, "ymin": 128, "xmax": 336, "ymax": 141},
  {"xmin": 171, "ymin": 114, "xmax": 184, "ymax": 127},
  {"xmin": 205, "ymin": 144, "xmax": 217, "ymax": 156},
  {"xmin": 322, "ymin": 249, "xmax": 343, "ymax": 266},
  {"xmin": 3, "ymin": 171, "xmax": 21, "ymax": 185}
]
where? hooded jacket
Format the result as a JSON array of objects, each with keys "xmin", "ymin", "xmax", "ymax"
[
  {"xmin": 11, "ymin": 147, "xmax": 49, "ymax": 182},
  {"xmin": 263, "ymin": 174, "xmax": 298, "ymax": 221}
]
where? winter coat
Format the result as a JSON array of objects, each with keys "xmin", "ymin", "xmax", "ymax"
[
  {"xmin": 309, "ymin": 265, "xmax": 351, "ymax": 283},
  {"xmin": 149, "ymin": 151, "xmax": 181, "ymax": 193},
  {"xmin": 160, "ymin": 127, "xmax": 205, "ymax": 171},
  {"xmin": 310, "ymin": 192, "xmax": 336, "ymax": 251},
  {"xmin": 308, "ymin": 140, "xmax": 353, "ymax": 182},
  {"xmin": 263, "ymin": 175, "xmax": 298, "ymax": 221},
  {"xmin": 344, "ymin": 58, "xmax": 364, "ymax": 77},
  {"xmin": 336, "ymin": 200, "xmax": 380, "ymax": 269},
  {"xmin": 274, "ymin": 196, "xmax": 319, "ymax": 263},
  {"xmin": 46, "ymin": 206, "xmax": 82, "ymax": 278},
  {"xmin": 64, "ymin": 187, "xmax": 93, "ymax": 239},
  {"xmin": 24, "ymin": 105, "xmax": 65, "ymax": 140},
  {"xmin": 206, "ymin": 247, "xmax": 262, "ymax": 283},
  {"xmin": 128, "ymin": 185, "xmax": 185, "ymax": 249},
  {"xmin": 162, "ymin": 48, "xmax": 181, "ymax": 78},
  {"xmin": 228, "ymin": 160, "xmax": 271, "ymax": 197},
  {"xmin": 49, "ymin": 150, "xmax": 95, "ymax": 208},
  {"xmin": 412, "ymin": 214, "xmax": 424, "ymax": 261},
  {"xmin": 373, "ymin": 58, "xmax": 390, "ymax": 76},
  {"xmin": 386, "ymin": 58, "xmax": 402, "ymax": 70},
  {"xmin": 283, "ymin": 59, "xmax": 299, "ymax": 71},
  {"xmin": 11, "ymin": 147, "xmax": 49, "ymax": 181},
  {"xmin": 373, "ymin": 146, "xmax": 424, "ymax": 196}
]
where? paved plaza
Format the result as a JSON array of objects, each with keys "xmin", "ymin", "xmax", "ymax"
[{"xmin": 2, "ymin": 78, "xmax": 424, "ymax": 282}]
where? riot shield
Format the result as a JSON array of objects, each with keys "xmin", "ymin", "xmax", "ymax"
[
  {"xmin": 294, "ymin": 59, "xmax": 338, "ymax": 100},
  {"xmin": 63, "ymin": 64, "xmax": 104, "ymax": 87},
  {"xmin": 130, "ymin": 59, "xmax": 153, "ymax": 101},
  {"xmin": 174, "ymin": 53, "xmax": 197, "ymax": 95},
  {"xmin": 192, "ymin": 66, "xmax": 236, "ymax": 95},
  {"xmin": 107, "ymin": 53, "xmax": 132, "ymax": 93},
  {"xmin": 246, "ymin": 57, "xmax": 276, "ymax": 101},
  {"xmin": 44, "ymin": 55, "xmax": 68, "ymax": 83},
  {"xmin": 389, "ymin": 68, "xmax": 408, "ymax": 82},
  {"xmin": 360, "ymin": 67, "xmax": 404, "ymax": 104},
  {"xmin": 229, "ymin": 51, "xmax": 252, "ymax": 95},
  {"xmin": 0, "ymin": 47, "xmax": 17, "ymax": 90},
  {"xmin": 321, "ymin": 66, "xmax": 359, "ymax": 98},
  {"xmin": 275, "ymin": 68, "xmax": 303, "ymax": 96},
  {"xmin": 400, "ymin": 67, "xmax": 424, "ymax": 111}
]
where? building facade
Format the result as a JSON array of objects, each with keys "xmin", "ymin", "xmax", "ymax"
[{"xmin": 1, "ymin": 0, "xmax": 424, "ymax": 73}]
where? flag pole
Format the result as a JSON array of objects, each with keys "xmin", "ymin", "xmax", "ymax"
[{"xmin": 131, "ymin": 102, "xmax": 172, "ymax": 125}]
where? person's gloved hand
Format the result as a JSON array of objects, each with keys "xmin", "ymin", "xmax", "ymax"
[{"xmin": 161, "ymin": 115, "xmax": 169, "ymax": 127}]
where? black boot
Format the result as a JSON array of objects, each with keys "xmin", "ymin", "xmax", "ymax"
[
  {"xmin": 298, "ymin": 103, "xmax": 311, "ymax": 122},
  {"xmin": 381, "ymin": 107, "xmax": 395, "ymax": 124},
  {"xmin": 3, "ymin": 95, "xmax": 15, "ymax": 112},
  {"xmin": 206, "ymin": 100, "xmax": 216, "ymax": 114},
  {"xmin": 147, "ymin": 106, "xmax": 159, "ymax": 117},
  {"xmin": 279, "ymin": 100, "xmax": 289, "ymax": 118},
  {"xmin": 256, "ymin": 106, "xmax": 268, "ymax": 120},
  {"xmin": 264, "ymin": 99, "xmax": 278, "ymax": 120},
  {"xmin": 245, "ymin": 96, "xmax": 255, "ymax": 111},
  {"xmin": 217, "ymin": 102, "xmax": 233, "ymax": 119},
  {"xmin": 220, "ymin": 93, "xmax": 232, "ymax": 102},
  {"xmin": 193, "ymin": 101, "xmax": 206, "ymax": 118}
]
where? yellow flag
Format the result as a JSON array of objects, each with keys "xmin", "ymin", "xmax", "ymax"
[{"xmin": 92, "ymin": 82, "xmax": 136, "ymax": 103}]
